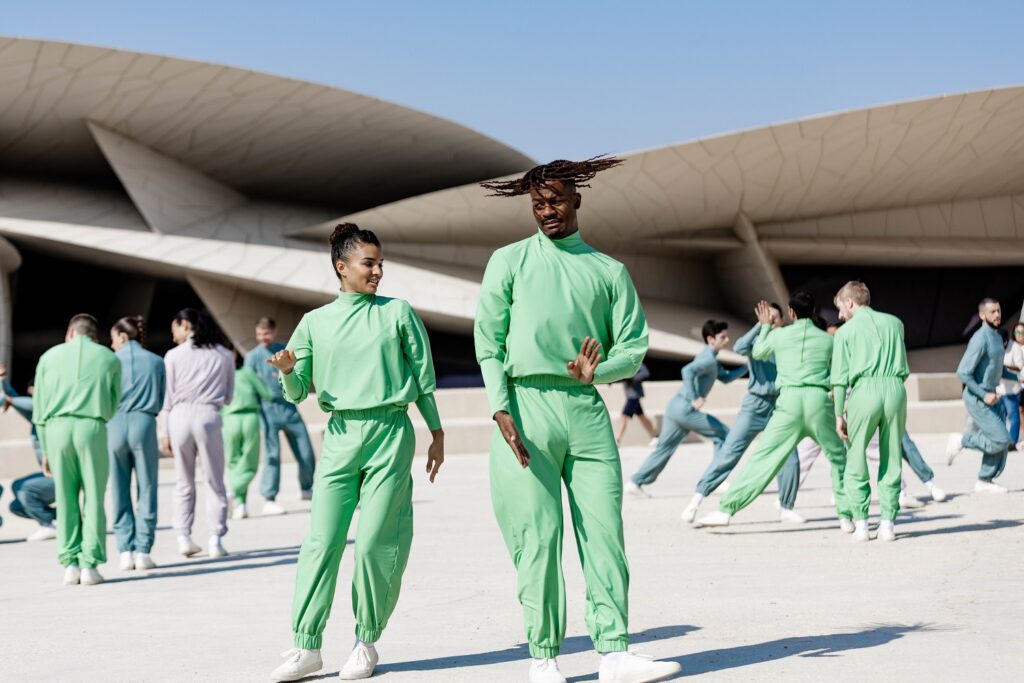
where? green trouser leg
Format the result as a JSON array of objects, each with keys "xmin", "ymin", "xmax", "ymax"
[
  {"xmin": 844, "ymin": 378, "xmax": 906, "ymax": 521},
  {"xmin": 491, "ymin": 379, "xmax": 629, "ymax": 659},
  {"xmin": 224, "ymin": 413, "xmax": 261, "ymax": 503},
  {"xmin": 292, "ymin": 408, "xmax": 414, "ymax": 650},
  {"xmin": 46, "ymin": 417, "xmax": 109, "ymax": 568},
  {"xmin": 721, "ymin": 387, "xmax": 851, "ymax": 520}
]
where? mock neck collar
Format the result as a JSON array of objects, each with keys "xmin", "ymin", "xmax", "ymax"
[
  {"xmin": 537, "ymin": 228, "xmax": 586, "ymax": 251},
  {"xmin": 336, "ymin": 290, "xmax": 374, "ymax": 306}
]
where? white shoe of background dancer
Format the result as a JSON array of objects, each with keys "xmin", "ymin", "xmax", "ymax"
[
  {"xmin": 598, "ymin": 650, "xmax": 681, "ymax": 682},
  {"xmin": 694, "ymin": 511, "xmax": 731, "ymax": 528},
  {"xmin": 898, "ymin": 490, "xmax": 924, "ymax": 509},
  {"xmin": 340, "ymin": 641, "xmax": 379, "ymax": 680},
  {"xmin": 852, "ymin": 520, "xmax": 871, "ymax": 542},
  {"xmin": 119, "ymin": 551, "xmax": 135, "ymax": 570},
  {"xmin": 263, "ymin": 501, "xmax": 288, "ymax": 516},
  {"xmin": 839, "ymin": 518, "xmax": 855, "ymax": 534},
  {"xmin": 625, "ymin": 482, "xmax": 650, "ymax": 499},
  {"xmin": 926, "ymin": 482, "xmax": 947, "ymax": 502},
  {"xmin": 134, "ymin": 552, "xmax": 157, "ymax": 570},
  {"xmin": 719, "ymin": 481, "xmax": 731, "ymax": 494},
  {"xmin": 974, "ymin": 480, "xmax": 1008, "ymax": 494},
  {"xmin": 232, "ymin": 503, "xmax": 248, "ymax": 520},
  {"xmin": 301, "ymin": 489, "xmax": 313, "ymax": 501},
  {"xmin": 648, "ymin": 437, "xmax": 660, "ymax": 447},
  {"xmin": 178, "ymin": 536, "xmax": 202, "ymax": 557},
  {"xmin": 63, "ymin": 566, "xmax": 81, "ymax": 586},
  {"xmin": 81, "ymin": 568, "xmax": 104, "ymax": 585},
  {"xmin": 208, "ymin": 536, "xmax": 229, "ymax": 558},
  {"xmin": 529, "ymin": 658, "xmax": 566, "ymax": 683},
  {"xmin": 877, "ymin": 521, "xmax": 896, "ymax": 542},
  {"xmin": 270, "ymin": 648, "xmax": 323, "ymax": 682},
  {"xmin": 27, "ymin": 524, "xmax": 57, "ymax": 542},
  {"xmin": 945, "ymin": 433, "xmax": 963, "ymax": 465},
  {"xmin": 779, "ymin": 508, "xmax": 806, "ymax": 524}
]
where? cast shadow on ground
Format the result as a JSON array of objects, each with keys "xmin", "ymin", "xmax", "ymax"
[
  {"xmin": 898, "ymin": 518, "xmax": 1022, "ymax": 538},
  {"xmin": 101, "ymin": 543, "xmax": 329, "ymax": 583},
  {"xmin": 671, "ymin": 622, "xmax": 947, "ymax": 678},
  {"xmin": 379, "ymin": 624, "xmax": 699, "ymax": 674}
]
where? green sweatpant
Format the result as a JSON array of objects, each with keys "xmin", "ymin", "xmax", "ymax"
[
  {"xmin": 845, "ymin": 377, "xmax": 906, "ymax": 521},
  {"xmin": 45, "ymin": 416, "xmax": 110, "ymax": 568},
  {"xmin": 491, "ymin": 376, "xmax": 629, "ymax": 659},
  {"xmin": 720, "ymin": 387, "xmax": 852, "ymax": 520},
  {"xmin": 224, "ymin": 412, "xmax": 261, "ymax": 503},
  {"xmin": 292, "ymin": 406, "xmax": 414, "ymax": 649}
]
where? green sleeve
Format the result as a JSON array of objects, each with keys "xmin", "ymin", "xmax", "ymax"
[
  {"xmin": 104, "ymin": 358, "xmax": 122, "ymax": 422},
  {"xmin": 281, "ymin": 316, "xmax": 313, "ymax": 404},
  {"xmin": 897, "ymin": 320, "xmax": 910, "ymax": 380},
  {"xmin": 751, "ymin": 325, "xmax": 774, "ymax": 361},
  {"xmin": 474, "ymin": 252, "xmax": 514, "ymax": 416},
  {"xmin": 251, "ymin": 370, "xmax": 273, "ymax": 401},
  {"xmin": 830, "ymin": 333, "xmax": 849, "ymax": 416},
  {"xmin": 31, "ymin": 357, "xmax": 49, "ymax": 427},
  {"xmin": 593, "ymin": 265, "xmax": 649, "ymax": 385},
  {"xmin": 400, "ymin": 303, "xmax": 442, "ymax": 431}
]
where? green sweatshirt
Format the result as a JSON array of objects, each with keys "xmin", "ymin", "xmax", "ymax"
[
  {"xmin": 281, "ymin": 292, "xmax": 441, "ymax": 430},
  {"xmin": 223, "ymin": 366, "xmax": 273, "ymax": 416},
  {"xmin": 474, "ymin": 229, "xmax": 649, "ymax": 415},
  {"xmin": 752, "ymin": 319, "xmax": 833, "ymax": 390},
  {"xmin": 32, "ymin": 335, "xmax": 122, "ymax": 450},
  {"xmin": 830, "ymin": 306, "xmax": 909, "ymax": 415}
]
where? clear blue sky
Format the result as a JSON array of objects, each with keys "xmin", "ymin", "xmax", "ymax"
[{"xmin": 5, "ymin": 1, "xmax": 1023, "ymax": 161}]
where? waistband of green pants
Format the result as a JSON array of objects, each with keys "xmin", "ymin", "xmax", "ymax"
[
  {"xmin": 330, "ymin": 404, "xmax": 408, "ymax": 420},
  {"xmin": 509, "ymin": 374, "xmax": 586, "ymax": 389},
  {"xmin": 852, "ymin": 376, "xmax": 905, "ymax": 385}
]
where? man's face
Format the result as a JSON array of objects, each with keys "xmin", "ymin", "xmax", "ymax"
[
  {"xmin": 707, "ymin": 329, "xmax": 730, "ymax": 352},
  {"xmin": 255, "ymin": 325, "xmax": 276, "ymax": 346},
  {"xmin": 835, "ymin": 297, "xmax": 854, "ymax": 321},
  {"xmin": 1015, "ymin": 325, "xmax": 1024, "ymax": 344},
  {"xmin": 980, "ymin": 302, "xmax": 1002, "ymax": 328},
  {"xmin": 531, "ymin": 180, "xmax": 581, "ymax": 239}
]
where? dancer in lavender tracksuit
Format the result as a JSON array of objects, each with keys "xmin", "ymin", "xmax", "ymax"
[{"xmin": 160, "ymin": 308, "xmax": 235, "ymax": 559}]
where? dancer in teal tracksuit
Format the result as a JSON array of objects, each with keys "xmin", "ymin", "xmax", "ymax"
[
  {"xmin": 108, "ymin": 316, "xmax": 165, "ymax": 570},
  {"xmin": 629, "ymin": 320, "xmax": 747, "ymax": 495},
  {"xmin": 947, "ymin": 298, "xmax": 1016, "ymax": 493},
  {"xmin": 683, "ymin": 304, "xmax": 802, "ymax": 523}
]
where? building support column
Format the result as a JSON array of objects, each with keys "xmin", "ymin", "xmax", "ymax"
[
  {"xmin": 713, "ymin": 212, "xmax": 790, "ymax": 317},
  {"xmin": 0, "ymin": 236, "xmax": 23, "ymax": 367}
]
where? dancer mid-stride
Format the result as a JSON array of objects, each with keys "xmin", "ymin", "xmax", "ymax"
[
  {"xmin": 269, "ymin": 224, "xmax": 445, "ymax": 682},
  {"xmin": 476, "ymin": 157, "xmax": 680, "ymax": 683}
]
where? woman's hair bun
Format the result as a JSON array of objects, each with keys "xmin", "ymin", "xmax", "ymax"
[{"xmin": 328, "ymin": 223, "xmax": 360, "ymax": 247}]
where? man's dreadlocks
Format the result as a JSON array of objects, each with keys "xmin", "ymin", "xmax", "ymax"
[{"xmin": 480, "ymin": 155, "xmax": 625, "ymax": 197}]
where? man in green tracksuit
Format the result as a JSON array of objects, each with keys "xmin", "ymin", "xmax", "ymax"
[
  {"xmin": 831, "ymin": 280, "xmax": 909, "ymax": 542},
  {"xmin": 476, "ymin": 157, "xmax": 680, "ymax": 683},
  {"xmin": 694, "ymin": 294, "xmax": 852, "ymax": 531},
  {"xmin": 946, "ymin": 297, "xmax": 1016, "ymax": 493},
  {"xmin": 223, "ymin": 354, "xmax": 273, "ymax": 519},
  {"xmin": 33, "ymin": 314, "xmax": 121, "ymax": 585}
]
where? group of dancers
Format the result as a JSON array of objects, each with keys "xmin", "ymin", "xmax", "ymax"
[{"xmin": 6, "ymin": 155, "xmax": 1019, "ymax": 683}]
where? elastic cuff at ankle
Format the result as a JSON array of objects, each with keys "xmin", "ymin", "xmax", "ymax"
[
  {"xmin": 594, "ymin": 638, "xmax": 629, "ymax": 654},
  {"xmin": 294, "ymin": 632, "xmax": 322, "ymax": 650},
  {"xmin": 529, "ymin": 644, "xmax": 560, "ymax": 658},
  {"xmin": 356, "ymin": 626, "xmax": 382, "ymax": 643}
]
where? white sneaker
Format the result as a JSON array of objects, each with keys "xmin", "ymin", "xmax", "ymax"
[
  {"xmin": 648, "ymin": 437, "xmax": 660, "ymax": 447},
  {"xmin": 270, "ymin": 648, "xmax": 323, "ymax": 682},
  {"xmin": 178, "ymin": 536, "xmax": 202, "ymax": 557},
  {"xmin": 301, "ymin": 489, "xmax": 313, "ymax": 501},
  {"xmin": 694, "ymin": 511, "xmax": 731, "ymax": 528},
  {"xmin": 119, "ymin": 551, "xmax": 135, "ymax": 571},
  {"xmin": 340, "ymin": 641, "xmax": 379, "ymax": 680},
  {"xmin": 779, "ymin": 508, "xmax": 806, "ymax": 524},
  {"xmin": 773, "ymin": 497, "xmax": 781, "ymax": 510},
  {"xmin": 839, "ymin": 518, "xmax": 855, "ymax": 534},
  {"xmin": 680, "ymin": 504, "xmax": 699, "ymax": 524},
  {"xmin": 232, "ymin": 503, "xmax": 248, "ymax": 520},
  {"xmin": 27, "ymin": 524, "xmax": 57, "ymax": 542},
  {"xmin": 263, "ymin": 501, "xmax": 288, "ymax": 516},
  {"xmin": 81, "ymin": 568, "xmax": 104, "ymax": 585},
  {"xmin": 719, "ymin": 481, "xmax": 731, "ymax": 494},
  {"xmin": 208, "ymin": 537, "xmax": 229, "ymax": 558},
  {"xmin": 598, "ymin": 650, "xmax": 681, "ymax": 683},
  {"xmin": 974, "ymin": 480, "xmax": 1008, "ymax": 494},
  {"xmin": 852, "ymin": 521, "xmax": 871, "ymax": 542},
  {"xmin": 877, "ymin": 522, "xmax": 896, "ymax": 542},
  {"xmin": 928, "ymin": 484, "xmax": 947, "ymax": 502},
  {"xmin": 63, "ymin": 566, "xmax": 81, "ymax": 586},
  {"xmin": 625, "ymin": 482, "xmax": 650, "ymax": 499},
  {"xmin": 945, "ymin": 433, "xmax": 963, "ymax": 465},
  {"xmin": 899, "ymin": 490, "xmax": 924, "ymax": 509},
  {"xmin": 134, "ymin": 553, "xmax": 157, "ymax": 570},
  {"xmin": 529, "ymin": 658, "xmax": 566, "ymax": 683}
]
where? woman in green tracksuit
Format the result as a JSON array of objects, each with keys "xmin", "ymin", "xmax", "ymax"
[
  {"xmin": 269, "ymin": 223, "xmax": 445, "ymax": 683},
  {"xmin": 223, "ymin": 351, "xmax": 272, "ymax": 519}
]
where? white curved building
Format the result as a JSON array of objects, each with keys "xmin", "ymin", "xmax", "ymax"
[{"xmin": 2, "ymin": 36, "xmax": 1022, "ymax": 385}]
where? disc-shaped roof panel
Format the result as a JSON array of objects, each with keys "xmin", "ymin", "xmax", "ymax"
[{"xmin": 0, "ymin": 37, "xmax": 534, "ymax": 211}]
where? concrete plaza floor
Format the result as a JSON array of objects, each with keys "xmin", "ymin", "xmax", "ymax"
[{"xmin": 1, "ymin": 433, "xmax": 1022, "ymax": 681}]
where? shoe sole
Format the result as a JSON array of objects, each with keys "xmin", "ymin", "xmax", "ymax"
[
  {"xmin": 339, "ymin": 670, "xmax": 375, "ymax": 680},
  {"xmin": 271, "ymin": 666, "xmax": 324, "ymax": 682}
]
